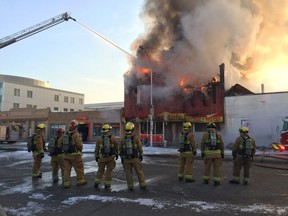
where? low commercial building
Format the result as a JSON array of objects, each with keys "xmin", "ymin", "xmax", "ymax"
[{"xmin": 0, "ymin": 105, "xmax": 123, "ymax": 143}]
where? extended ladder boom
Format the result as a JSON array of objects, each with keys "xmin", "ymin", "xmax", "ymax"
[{"xmin": 0, "ymin": 12, "xmax": 76, "ymax": 49}]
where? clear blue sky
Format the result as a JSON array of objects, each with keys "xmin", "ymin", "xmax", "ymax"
[{"xmin": 0, "ymin": 0, "xmax": 144, "ymax": 104}]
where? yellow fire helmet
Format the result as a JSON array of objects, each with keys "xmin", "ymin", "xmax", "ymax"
[
  {"xmin": 239, "ymin": 127, "xmax": 249, "ymax": 133},
  {"xmin": 37, "ymin": 123, "xmax": 46, "ymax": 130},
  {"xmin": 101, "ymin": 124, "xmax": 112, "ymax": 133},
  {"xmin": 183, "ymin": 122, "xmax": 192, "ymax": 132},
  {"xmin": 207, "ymin": 122, "xmax": 216, "ymax": 129},
  {"xmin": 125, "ymin": 122, "xmax": 135, "ymax": 135}
]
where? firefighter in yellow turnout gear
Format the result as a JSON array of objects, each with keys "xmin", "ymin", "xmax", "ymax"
[
  {"xmin": 120, "ymin": 122, "xmax": 146, "ymax": 191},
  {"xmin": 201, "ymin": 122, "xmax": 224, "ymax": 186},
  {"xmin": 59, "ymin": 120, "xmax": 87, "ymax": 188},
  {"xmin": 94, "ymin": 124, "xmax": 119, "ymax": 189},
  {"xmin": 230, "ymin": 127, "xmax": 256, "ymax": 185},
  {"xmin": 48, "ymin": 128, "xmax": 65, "ymax": 183},
  {"xmin": 31, "ymin": 123, "xmax": 46, "ymax": 178},
  {"xmin": 177, "ymin": 122, "xmax": 197, "ymax": 182}
]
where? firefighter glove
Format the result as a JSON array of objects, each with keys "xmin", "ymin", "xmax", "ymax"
[
  {"xmin": 39, "ymin": 152, "xmax": 44, "ymax": 158},
  {"xmin": 95, "ymin": 157, "xmax": 99, "ymax": 162},
  {"xmin": 193, "ymin": 151, "xmax": 197, "ymax": 156},
  {"xmin": 139, "ymin": 156, "xmax": 143, "ymax": 162},
  {"xmin": 201, "ymin": 153, "xmax": 205, "ymax": 158},
  {"xmin": 121, "ymin": 158, "xmax": 124, "ymax": 164},
  {"xmin": 115, "ymin": 155, "xmax": 118, "ymax": 160}
]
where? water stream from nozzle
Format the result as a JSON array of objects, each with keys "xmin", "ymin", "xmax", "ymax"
[{"xmin": 75, "ymin": 21, "xmax": 136, "ymax": 59}]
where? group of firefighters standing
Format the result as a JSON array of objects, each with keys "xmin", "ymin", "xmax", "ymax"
[
  {"xmin": 29, "ymin": 120, "xmax": 146, "ymax": 191},
  {"xmin": 178, "ymin": 121, "xmax": 256, "ymax": 186},
  {"xmin": 29, "ymin": 119, "xmax": 256, "ymax": 190}
]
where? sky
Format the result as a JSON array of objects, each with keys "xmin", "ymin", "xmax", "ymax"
[{"xmin": 0, "ymin": 0, "xmax": 144, "ymax": 104}]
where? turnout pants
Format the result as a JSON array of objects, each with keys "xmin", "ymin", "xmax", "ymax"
[
  {"xmin": 232, "ymin": 157, "xmax": 253, "ymax": 183},
  {"xmin": 51, "ymin": 154, "xmax": 65, "ymax": 182},
  {"xmin": 95, "ymin": 156, "xmax": 116, "ymax": 187},
  {"xmin": 178, "ymin": 152, "xmax": 195, "ymax": 180},
  {"xmin": 63, "ymin": 154, "xmax": 85, "ymax": 187},
  {"xmin": 32, "ymin": 154, "xmax": 42, "ymax": 177},
  {"xmin": 123, "ymin": 158, "xmax": 146, "ymax": 189},
  {"xmin": 202, "ymin": 158, "xmax": 222, "ymax": 183}
]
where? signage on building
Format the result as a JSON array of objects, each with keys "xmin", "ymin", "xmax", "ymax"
[
  {"xmin": 76, "ymin": 115, "xmax": 88, "ymax": 120},
  {"xmin": 157, "ymin": 112, "xmax": 223, "ymax": 123}
]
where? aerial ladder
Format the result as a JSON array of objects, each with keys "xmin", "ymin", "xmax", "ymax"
[{"xmin": 0, "ymin": 12, "xmax": 76, "ymax": 49}]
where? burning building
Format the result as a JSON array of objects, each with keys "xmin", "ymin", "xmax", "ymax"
[{"xmin": 123, "ymin": 55, "xmax": 225, "ymax": 146}]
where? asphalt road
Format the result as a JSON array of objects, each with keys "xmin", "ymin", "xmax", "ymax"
[{"xmin": 0, "ymin": 143, "xmax": 288, "ymax": 216}]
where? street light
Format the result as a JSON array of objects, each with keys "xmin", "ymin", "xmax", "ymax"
[{"xmin": 139, "ymin": 46, "xmax": 154, "ymax": 147}]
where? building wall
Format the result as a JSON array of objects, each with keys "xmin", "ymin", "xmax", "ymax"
[
  {"xmin": 0, "ymin": 107, "xmax": 123, "ymax": 143},
  {"xmin": 0, "ymin": 79, "xmax": 84, "ymax": 112},
  {"xmin": 222, "ymin": 92, "xmax": 288, "ymax": 147}
]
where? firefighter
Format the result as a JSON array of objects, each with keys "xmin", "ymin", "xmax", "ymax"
[
  {"xmin": 31, "ymin": 123, "xmax": 46, "ymax": 178},
  {"xmin": 120, "ymin": 122, "xmax": 146, "ymax": 191},
  {"xmin": 48, "ymin": 128, "xmax": 65, "ymax": 183},
  {"xmin": 59, "ymin": 119, "xmax": 87, "ymax": 188},
  {"xmin": 177, "ymin": 122, "xmax": 197, "ymax": 182},
  {"xmin": 94, "ymin": 124, "xmax": 119, "ymax": 189},
  {"xmin": 229, "ymin": 127, "xmax": 256, "ymax": 185},
  {"xmin": 200, "ymin": 122, "xmax": 224, "ymax": 186}
]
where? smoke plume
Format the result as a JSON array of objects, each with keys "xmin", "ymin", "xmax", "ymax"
[{"xmin": 129, "ymin": 0, "xmax": 288, "ymax": 95}]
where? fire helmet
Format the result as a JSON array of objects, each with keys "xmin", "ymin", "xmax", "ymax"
[
  {"xmin": 125, "ymin": 122, "xmax": 134, "ymax": 135},
  {"xmin": 101, "ymin": 124, "xmax": 112, "ymax": 133},
  {"xmin": 69, "ymin": 119, "xmax": 78, "ymax": 131},
  {"xmin": 207, "ymin": 122, "xmax": 217, "ymax": 129},
  {"xmin": 36, "ymin": 123, "xmax": 46, "ymax": 130},
  {"xmin": 239, "ymin": 127, "xmax": 249, "ymax": 133},
  {"xmin": 57, "ymin": 128, "xmax": 64, "ymax": 134},
  {"xmin": 183, "ymin": 122, "xmax": 192, "ymax": 132}
]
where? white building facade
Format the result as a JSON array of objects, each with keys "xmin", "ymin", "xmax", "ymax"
[
  {"xmin": 0, "ymin": 75, "xmax": 84, "ymax": 112},
  {"xmin": 222, "ymin": 92, "xmax": 288, "ymax": 147}
]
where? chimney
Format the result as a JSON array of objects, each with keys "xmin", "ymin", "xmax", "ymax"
[{"xmin": 219, "ymin": 63, "xmax": 225, "ymax": 90}]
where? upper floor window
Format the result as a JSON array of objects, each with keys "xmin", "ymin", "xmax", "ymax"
[
  {"xmin": 13, "ymin": 103, "xmax": 20, "ymax": 109},
  {"xmin": 79, "ymin": 98, "xmax": 83, "ymax": 105},
  {"xmin": 14, "ymin": 88, "xmax": 20, "ymax": 97},
  {"xmin": 64, "ymin": 96, "xmax": 69, "ymax": 103},
  {"xmin": 64, "ymin": 108, "xmax": 68, "ymax": 112},
  {"xmin": 54, "ymin": 95, "xmax": 59, "ymax": 102},
  {"xmin": 27, "ymin": 90, "xmax": 33, "ymax": 98},
  {"xmin": 71, "ymin": 97, "xmax": 75, "ymax": 104}
]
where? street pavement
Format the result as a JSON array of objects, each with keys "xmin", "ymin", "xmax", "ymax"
[{"xmin": 0, "ymin": 142, "xmax": 288, "ymax": 216}]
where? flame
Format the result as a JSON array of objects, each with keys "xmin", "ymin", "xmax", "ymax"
[
  {"xmin": 141, "ymin": 67, "xmax": 151, "ymax": 75},
  {"xmin": 180, "ymin": 80, "xmax": 184, "ymax": 87},
  {"xmin": 211, "ymin": 76, "xmax": 218, "ymax": 83}
]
